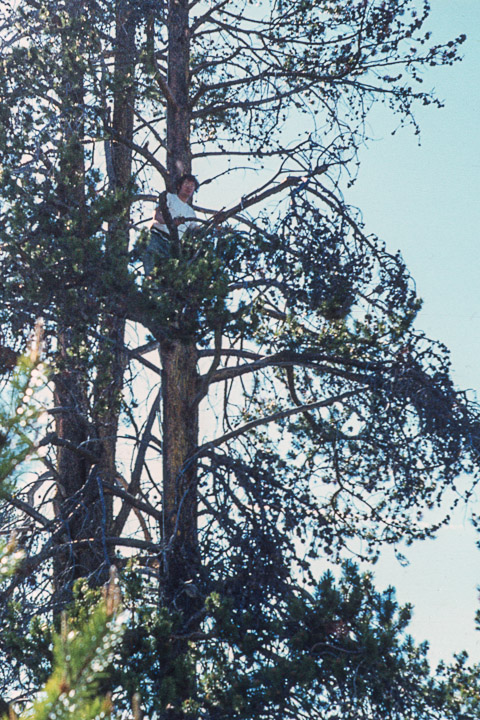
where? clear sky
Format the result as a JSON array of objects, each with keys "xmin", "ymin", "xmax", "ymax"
[{"xmin": 345, "ymin": 0, "xmax": 480, "ymax": 667}]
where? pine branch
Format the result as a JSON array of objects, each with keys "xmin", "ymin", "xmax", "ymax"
[{"xmin": 197, "ymin": 388, "xmax": 366, "ymax": 453}]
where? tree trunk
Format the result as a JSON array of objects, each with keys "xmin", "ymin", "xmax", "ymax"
[
  {"xmin": 53, "ymin": 330, "xmax": 109, "ymax": 609},
  {"xmin": 52, "ymin": 0, "xmax": 138, "ymax": 608},
  {"xmin": 160, "ymin": 2, "xmax": 200, "ymax": 716},
  {"xmin": 161, "ymin": 0, "xmax": 199, "ymax": 600},
  {"xmin": 159, "ymin": 338, "xmax": 200, "ymax": 720},
  {"xmin": 52, "ymin": 0, "xmax": 112, "ymax": 607},
  {"xmin": 94, "ymin": 0, "xmax": 136, "ymax": 513},
  {"xmin": 166, "ymin": 0, "xmax": 191, "ymax": 186},
  {"xmin": 160, "ymin": 340, "xmax": 199, "ymax": 598}
]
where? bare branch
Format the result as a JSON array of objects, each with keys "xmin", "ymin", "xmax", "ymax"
[
  {"xmin": 107, "ymin": 129, "xmax": 168, "ymax": 181},
  {"xmin": 7, "ymin": 496, "xmax": 52, "ymax": 530},
  {"xmin": 196, "ymin": 389, "xmax": 366, "ymax": 453},
  {"xmin": 204, "ymin": 351, "xmax": 374, "ymax": 388},
  {"xmin": 190, "ymin": 0, "xmax": 230, "ymax": 33},
  {"xmin": 192, "ymin": 80, "xmax": 318, "ymax": 119},
  {"xmin": 38, "ymin": 433, "xmax": 100, "ymax": 464},
  {"xmin": 211, "ymin": 168, "xmax": 327, "ymax": 224},
  {"xmin": 113, "ymin": 389, "xmax": 161, "ymax": 536},
  {"xmin": 192, "ymin": 325, "xmax": 223, "ymax": 408},
  {"xmin": 105, "ymin": 481, "xmax": 162, "ymax": 523},
  {"xmin": 197, "ymin": 348, "xmax": 262, "ymax": 361}
]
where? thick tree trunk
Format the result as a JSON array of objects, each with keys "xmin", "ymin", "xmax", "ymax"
[
  {"xmin": 160, "ymin": 340, "xmax": 199, "ymax": 596},
  {"xmin": 162, "ymin": 0, "xmax": 199, "ymax": 599},
  {"xmin": 159, "ymin": 338, "xmax": 200, "ymax": 720},
  {"xmin": 160, "ymin": 2, "xmax": 201, "ymax": 716}
]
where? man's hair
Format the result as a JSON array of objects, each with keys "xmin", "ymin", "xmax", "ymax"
[{"xmin": 176, "ymin": 174, "xmax": 199, "ymax": 193}]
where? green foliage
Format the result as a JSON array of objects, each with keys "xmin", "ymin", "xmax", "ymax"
[
  {"xmin": 0, "ymin": 536, "xmax": 25, "ymax": 584},
  {"xmin": 1, "ymin": 573, "xmax": 125, "ymax": 720},
  {"xmin": 0, "ymin": 598, "xmax": 52, "ymax": 690},
  {"xmin": 89, "ymin": 563, "xmax": 480, "ymax": 720},
  {"xmin": 0, "ymin": 352, "xmax": 45, "ymax": 496},
  {"xmin": 140, "ymin": 224, "xmax": 269, "ymax": 342},
  {"xmin": 0, "ymin": 347, "xmax": 51, "ymax": 695},
  {"xmin": 434, "ymin": 652, "xmax": 480, "ymax": 719}
]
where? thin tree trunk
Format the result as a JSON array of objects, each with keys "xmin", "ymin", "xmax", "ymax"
[
  {"xmin": 54, "ymin": 330, "xmax": 106, "ymax": 609},
  {"xmin": 53, "ymin": 0, "xmax": 137, "ymax": 608},
  {"xmin": 94, "ymin": 0, "xmax": 136, "ymax": 511}
]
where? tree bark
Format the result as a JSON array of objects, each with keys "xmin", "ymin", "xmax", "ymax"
[
  {"xmin": 158, "ymin": 337, "xmax": 200, "ymax": 720},
  {"xmin": 53, "ymin": 333, "xmax": 108, "ymax": 609},
  {"xmin": 160, "ymin": 2, "xmax": 201, "ymax": 716},
  {"xmin": 160, "ymin": 340, "xmax": 199, "ymax": 596},
  {"xmin": 161, "ymin": 0, "xmax": 199, "ymax": 600},
  {"xmin": 166, "ymin": 0, "xmax": 191, "ymax": 186},
  {"xmin": 52, "ymin": 0, "xmax": 111, "ymax": 608},
  {"xmin": 93, "ymin": 0, "xmax": 136, "ymax": 518},
  {"xmin": 53, "ymin": 0, "xmax": 137, "ymax": 608}
]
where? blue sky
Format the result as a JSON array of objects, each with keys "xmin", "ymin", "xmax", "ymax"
[{"xmin": 346, "ymin": 0, "xmax": 480, "ymax": 666}]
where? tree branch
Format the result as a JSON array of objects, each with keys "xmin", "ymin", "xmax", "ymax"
[
  {"xmin": 113, "ymin": 389, "xmax": 161, "ymax": 536},
  {"xmin": 107, "ymin": 129, "xmax": 168, "ymax": 181},
  {"xmin": 38, "ymin": 432, "xmax": 100, "ymax": 464},
  {"xmin": 203, "ymin": 350, "xmax": 378, "ymax": 387},
  {"xmin": 197, "ymin": 389, "xmax": 366, "ymax": 453},
  {"xmin": 190, "ymin": 0, "xmax": 230, "ymax": 33},
  {"xmin": 7, "ymin": 495, "xmax": 52, "ymax": 530},
  {"xmin": 192, "ymin": 80, "xmax": 318, "ymax": 119},
  {"xmin": 152, "ymin": 63, "xmax": 178, "ymax": 109},
  {"xmin": 105, "ymin": 481, "xmax": 162, "ymax": 523},
  {"xmin": 210, "ymin": 168, "xmax": 327, "ymax": 224},
  {"xmin": 197, "ymin": 348, "xmax": 262, "ymax": 361}
]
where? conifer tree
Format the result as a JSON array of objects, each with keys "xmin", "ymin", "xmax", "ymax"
[{"xmin": 0, "ymin": 1, "xmax": 479, "ymax": 718}]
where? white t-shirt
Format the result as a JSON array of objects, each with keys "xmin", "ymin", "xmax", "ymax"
[{"xmin": 156, "ymin": 193, "xmax": 197, "ymax": 237}]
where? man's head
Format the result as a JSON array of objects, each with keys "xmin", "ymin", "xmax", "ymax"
[{"xmin": 176, "ymin": 174, "xmax": 199, "ymax": 202}]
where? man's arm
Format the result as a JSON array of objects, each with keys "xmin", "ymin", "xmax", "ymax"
[
  {"xmin": 149, "ymin": 205, "xmax": 186, "ymax": 229},
  {"xmin": 148, "ymin": 205, "xmax": 165, "ymax": 230}
]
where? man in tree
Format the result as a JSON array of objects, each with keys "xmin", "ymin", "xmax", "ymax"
[{"xmin": 144, "ymin": 174, "xmax": 200, "ymax": 274}]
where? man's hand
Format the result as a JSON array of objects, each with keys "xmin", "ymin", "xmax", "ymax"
[
  {"xmin": 154, "ymin": 206, "xmax": 164, "ymax": 223},
  {"xmin": 148, "ymin": 206, "xmax": 165, "ymax": 230}
]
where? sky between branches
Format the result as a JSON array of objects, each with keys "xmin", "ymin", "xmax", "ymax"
[
  {"xmin": 181, "ymin": 0, "xmax": 480, "ymax": 667},
  {"xmin": 345, "ymin": 0, "xmax": 480, "ymax": 666}
]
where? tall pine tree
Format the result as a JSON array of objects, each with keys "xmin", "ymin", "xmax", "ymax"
[{"xmin": 0, "ymin": 1, "xmax": 479, "ymax": 717}]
